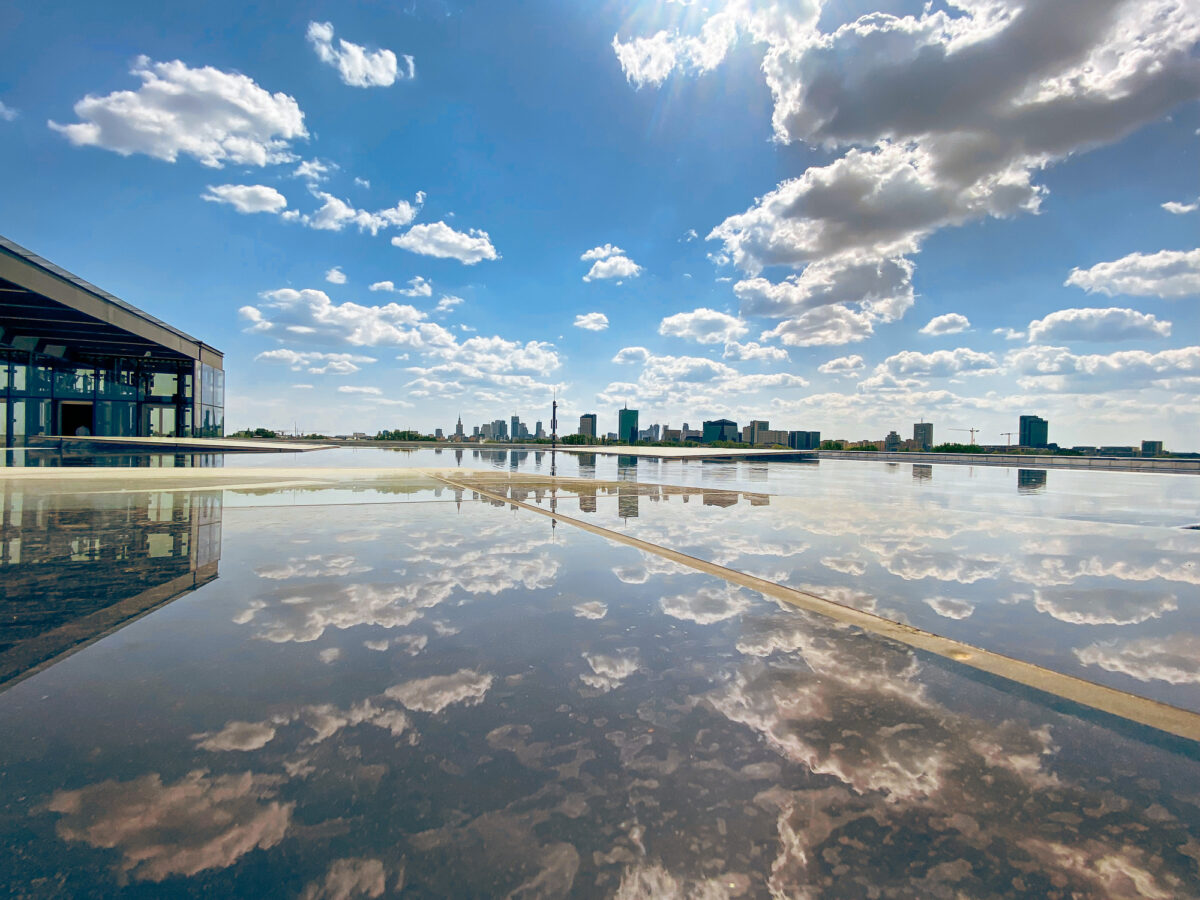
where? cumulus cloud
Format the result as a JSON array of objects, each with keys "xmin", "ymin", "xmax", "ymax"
[
  {"xmin": 818, "ymin": 354, "xmax": 864, "ymax": 376},
  {"xmin": 599, "ymin": 348, "xmax": 806, "ymax": 409},
  {"xmin": 860, "ymin": 348, "xmax": 998, "ymax": 391},
  {"xmin": 194, "ymin": 720, "xmax": 278, "ymax": 752},
  {"xmin": 294, "ymin": 158, "xmax": 333, "ymax": 182},
  {"xmin": 1075, "ymin": 634, "xmax": 1200, "ymax": 685},
  {"xmin": 1006, "ymin": 344, "xmax": 1200, "ymax": 392},
  {"xmin": 658, "ymin": 307, "xmax": 747, "ymax": 344},
  {"xmin": 384, "ymin": 668, "xmax": 493, "ymax": 713},
  {"xmin": 923, "ymin": 597, "xmax": 974, "ymax": 620},
  {"xmin": 49, "ymin": 56, "xmax": 307, "ymax": 167},
  {"xmin": 48, "ymin": 771, "xmax": 292, "ymax": 883},
  {"xmin": 1162, "ymin": 198, "xmax": 1198, "ymax": 215},
  {"xmin": 919, "ymin": 313, "xmax": 970, "ymax": 336},
  {"xmin": 368, "ymin": 276, "xmax": 431, "ymax": 297},
  {"xmin": 723, "ymin": 341, "xmax": 789, "ymax": 362},
  {"xmin": 240, "ymin": 288, "xmax": 434, "ymax": 346},
  {"xmin": 574, "ymin": 312, "xmax": 609, "ymax": 331},
  {"xmin": 612, "ymin": 346, "xmax": 650, "ymax": 365},
  {"xmin": 1065, "ymin": 249, "xmax": 1200, "ymax": 299},
  {"xmin": 1027, "ymin": 307, "xmax": 1171, "ymax": 343},
  {"xmin": 325, "ymin": 266, "xmax": 347, "ymax": 285},
  {"xmin": 392, "ymin": 221, "xmax": 499, "ymax": 264},
  {"xmin": 659, "ymin": 584, "xmax": 755, "ymax": 625},
  {"xmin": 295, "ymin": 190, "xmax": 423, "ymax": 235},
  {"xmin": 1033, "ymin": 587, "xmax": 1177, "ymax": 626},
  {"xmin": 435, "ymin": 295, "xmax": 463, "ymax": 312},
  {"xmin": 760, "ymin": 305, "xmax": 874, "ymax": 347},
  {"xmin": 307, "ymin": 21, "xmax": 414, "ymax": 88},
  {"xmin": 580, "ymin": 244, "xmax": 643, "ymax": 282},
  {"xmin": 0, "ymin": 100, "xmax": 17, "ymax": 121},
  {"xmin": 619, "ymin": 0, "xmax": 1200, "ymax": 356},
  {"xmin": 573, "ymin": 601, "xmax": 607, "ymax": 619},
  {"xmin": 202, "ymin": 184, "xmax": 288, "ymax": 214},
  {"xmin": 255, "ymin": 349, "xmax": 377, "ymax": 375},
  {"xmin": 579, "ymin": 651, "xmax": 640, "ymax": 692}
]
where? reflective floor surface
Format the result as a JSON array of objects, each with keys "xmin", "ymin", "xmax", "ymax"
[{"xmin": 1, "ymin": 458, "xmax": 1199, "ymax": 898}]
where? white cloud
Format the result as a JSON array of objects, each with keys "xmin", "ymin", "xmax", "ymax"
[
  {"xmin": 367, "ymin": 276, "xmax": 431, "ymax": 297},
  {"xmin": 760, "ymin": 305, "xmax": 874, "ymax": 347},
  {"xmin": 580, "ymin": 651, "xmax": 640, "ymax": 692},
  {"xmin": 354, "ymin": 176, "xmax": 370, "ymax": 188},
  {"xmin": 924, "ymin": 597, "xmax": 975, "ymax": 620},
  {"xmin": 993, "ymin": 327, "xmax": 1027, "ymax": 341},
  {"xmin": 612, "ymin": 346, "xmax": 650, "ymax": 365},
  {"xmin": 194, "ymin": 720, "xmax": 277, "ymax": 752},
  {"xmin": 240, "ymin": 288, "xmax": 436, "ymax": 347},
  {"xmin": 573, "ymin": 601, "xmax": 607, "ymax": 619},
  {"xmin": 574, "ymin": 312, "xmax": 609, "ymax": 331},
  {"xmin": 49, "ymin": 56, "xmax": 307, "ymax": 167},
  {"xmin": 337, "ymin": 386, "xmax": 382, "ymax": 395},
  {"xmin": 298, "ymin": 190, "xmax": 423, "ymax": 235},
  {"xmin": 658, "ymin": 307, "xmax": 747, "ymax": 344},
  {"xmin": 0, "ymin": 100, "xmax": 17, "ymax": 121},
  {"xmin": 202, "ymin": 184, "xmax": 288, "ymax": 214},
  {"xmin": 300, "ymin": 858, "xmax": 387, "ymax": 900},
  {"xmin": 873, "ymin": 348, "xmax": 998, "ymax": 380},
  {"xmin": 1075, "ymin": 635, "xmax": 1200, "ymax": 685},
  {"xmin": 580, "ymin": 245, "xmax": 643, "ymax": 282},
  {"xmin": 306, "ymin": 21, "xmax": 414, "ymax": 88},
  {"xmin": 599, "ymin": 348, "xmax": 806, "ymax": 410},
  {"xmin": 294, "ymin": 158, "xmax": 333, "ymax": 182},
  {"xmin": 919, "ymin": 313, "xmax": 970, "ymax": 336},
  {"xmin": 1027, "ymin": 307, "xmax": 1171, "ymax": 343},
  {"xmin": 384, "ymin": 669, "xmax": 493, "ymax": 713},
  {"xmin": 619, "ymin": 0, "xmax": 1200, "ymax": 361},
  {"xmin": 324, "ymin": 266, "xmax": 347, "ymax": 285},
  {"xmin": 818, "ymin": 354, "xmax": 864, "ymax": 376},
  {"xmin": 1162, "ymin": 198, "xmax": 1198, "ymax": 215},
  {"xmin": 435, "ymin": 294, "xmax": 463, "ymax": 312},
  {"xmin": 723, "ymin": 341, "xmax": 788, "ymax": 363},
  {"xmin": 1006, "ymin": 344, "xmax": 1200, "ymax": 392},
  {"xmin": 255, "ymin": 349, "xmax": 377, "ymax": 375},
  {"xmin": 392, "ymin": 221, "xmax": 499, "ymax": 264},
  {"xmin": 660, "ymin": 584, "xmax": 754, "ymax": 625},
  {"xmin": 1065, "ymin": 249, "xmax": 1200, "ymax": 299}
]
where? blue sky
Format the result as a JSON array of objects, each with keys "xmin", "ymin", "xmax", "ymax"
[{"xmin": 2, "ymin": 0, "xmax": 1198, "ymax": 446}]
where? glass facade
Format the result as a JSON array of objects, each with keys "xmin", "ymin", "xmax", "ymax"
[{"xmin": 0, "ymin": 348, "xmax": 222, "ymax": 446}]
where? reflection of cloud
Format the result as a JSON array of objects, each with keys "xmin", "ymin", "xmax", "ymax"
[
  {"xmin": 48, "ymin": 771, "xmax": 292, "ymax": 882},
  {"xmin": 1075, "ymin": 635, "xmax": 1200, "ymax": 685},
  {"xmin": 874, "ymin": 548, "xmax": 1001, "ymax": 584},
  {"xmin": 300, "ymin": 857, "xmax": 387, "ymax": 900},
  {"xmin": 1033, "ymin": 588, "xmax": 1176, "ymax": 626},
  {"xmin": 580, "ymin": 652, "xmax": 639, "ymax": 692},
  {"xmin": 255, "ymin": 555, "xmax": 371, "ymax": 580},
  {"xmin": 923, "ymin": 597, "xmax": 974, "ymax": 620},
  {"xmin": 241, "ymin": 582, "xmax": 451, "ymax": 643},
  {"xmin": 194, "ymin": 720, "xmax": 278, "ymax": 752},
  {"xmin": 573, "ymin": 601, "xmax": 608, "ymax": 620},
  {"xmin": 613, "ymin": 553, "xmax": 692, "ymax": 585},
  {"xmin": 821, "ymin": 555, "xmax": 866, "ymax": 576},
  {"xmin": 660, "ymin": 584, "xmax": 755, "ymax": 625},
  {"xmin": 385, "ymin": 669, "xmax": 493, "ymax": 713}
]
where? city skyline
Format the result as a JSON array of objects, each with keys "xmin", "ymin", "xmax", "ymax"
[{"xmin": 2, "ymin": 1, "xmax": 1197, "ymax": 447}]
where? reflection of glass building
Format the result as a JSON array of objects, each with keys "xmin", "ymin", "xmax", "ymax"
[
  {"xmin": 1017, "ymin": 469, "xmax": 1048, "ymax": 493},
  {"xmin": 0, "ymin": 237, "xmax": 224, "ymax": 446},
  {"xmin": 0, "ymin": 487, "xmax": 222, "ymax": 690}
]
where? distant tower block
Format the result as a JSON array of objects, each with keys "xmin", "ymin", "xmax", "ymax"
[{"xmin": 913, "ymin": 422, "xmax": 933, "ymax": 451}]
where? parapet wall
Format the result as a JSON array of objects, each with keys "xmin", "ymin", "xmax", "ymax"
[{"xmin": 816, "ymin": 450, "xmax": 1200, "ymax": 474}]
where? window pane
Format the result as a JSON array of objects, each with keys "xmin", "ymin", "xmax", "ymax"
[
  {"xmin": 96, "ymin": 401, "xmax": 137, "ymax": 436},
  {"xmin": 54, "ymin": 367, "xmax": 96, "ymax": 398},
  {"xmin": 149, "ymin": 372, "xmax": 179, "ymax": 397}
]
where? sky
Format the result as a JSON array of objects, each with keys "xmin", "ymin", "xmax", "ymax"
[{"xmin": 1, "ymin": 0, "xmax": 1198, "ymax": 447}]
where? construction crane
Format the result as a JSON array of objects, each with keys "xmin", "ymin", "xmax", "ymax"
[
  {"xmin": 949, "ymin": 427, "xmax": 980, "ymax": 445},
  {"xmin": 1000, "ymin": 431, "xmax": 1015, "ymax": 447}
]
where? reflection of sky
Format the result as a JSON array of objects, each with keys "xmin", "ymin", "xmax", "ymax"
[{"xmin": 2, "ymin": 478, "xmax": 1200, "ymax": 895}]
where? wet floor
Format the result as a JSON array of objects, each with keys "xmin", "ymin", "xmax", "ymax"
[{"xmin": 1, "ymin": 456, "xmax": 1199, "ymax": 897}]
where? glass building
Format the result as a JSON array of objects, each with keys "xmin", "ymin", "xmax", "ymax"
[{"xmin": 0, "ymin": 236, "xmax": 223, "ymax": 446}]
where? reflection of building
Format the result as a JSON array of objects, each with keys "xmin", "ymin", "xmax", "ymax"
[
  {"xmin": 1, "ymin": 236, "xmax": 225, "ymax": 444},
  {"xmin": 617, "ymin": 482, "xmax": 639, "ymax": 519},
  {"xmin": 0, "ymin": 488, "xmax": 222, "ymax": 689},
  {"xmin": 703, "ymin": 491, "xmax": 738, "ymax": 508},
  {"xmin": 1017, "ymin": 469, "xmax": 1047, "ymax": 493},
  {"xmin": 578, "ymin": 486, "xmax": 598, "ymax": 514},
  {"xmin": 913, "ymin": 422, "xmax": 933, "ymax": 451},
  {"xmin": 913, "ymin": 464, "xmax": 933, "ymax": 482},
  {"xmin": 1019, "ymin": 415, "xmax": 1048, "ymax": 448}
]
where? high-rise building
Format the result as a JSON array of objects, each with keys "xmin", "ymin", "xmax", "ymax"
[
  {"xmin": 579, "ymin": 413, "xmax": 597, "ymax": 438},
  {"xmin": 787, "ymin": 430, "xmax": 820, "ymax": 450},
  {"xmin": 884, "ymin": 430, "xmax": 902, "ymax": 451},
  {"xmin": 472, "ymin": 425, "xmax": 480, "ymax": 437},
  {"xmin": 493, "ymin": 419, "xmax": 508, "ymax": 440},
  {"xmin": 1142, "ymin": 440, "xmax": 1163, "ymax": 457},
  {"xmin": 618, "ymin": 406, "xmax": 639, "ymax": 444},
  {"xmin": 913, "ymin": 422, "xmax": 933, "ymax": 451},
  {"xmin": 702, "ymin": 419, "xmax": 739, "ymax": 443},
  {"xmin": 1019, "ymin": 415, "xmax": 1048, "ymax": 448},
  {"xmin": 455, "ymin": 416, "xmax": 465, "ymax": 440},
  {"xmin": 481, "ymin": 423, "xmax": 493, "ymax": 439},
  {"xmin": 511, "ymin": 415, "xmax": 521, "ymax": 441},
  {"xmin": 435, "ymin": 428, "xmax": 444, "ymax": 440},
  {"xmin": 535, "ymin": 420, "xmax": 544, "ymax": 439}
]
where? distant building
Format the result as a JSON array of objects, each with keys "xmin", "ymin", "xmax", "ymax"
[
  {"xmin": 579, "ymin": 413, "xmax": 597, "ymax": 438},
  {"xmin": 913, "ymin": 422, "xmax": 933, "ymax": 451},
  {"xmin": 1019, "ymin": 415, "xmax": 1048, "ymax": 448},
  {"xmin": 535, "ymin": 420, "xmax": 545, "ymax": 439},
  {"xmin": 662, "ymin": 427, "xmax": 681, "ymax": 442},
  {"xmin": 435, "ymin": 428, "xmax": 444, "ymax": 440},
  {"xmin": 1142, "ymin": 440, "xmax": 1164, "ymax": 457},
  {"xmin": 884, "ymin": 430, "xmax": 902, "ymax": 451},
  {"xmin": 702, "ymin": 419, "xmax": 739, "ymax": 443},
  {"xmin": 618, "ymin": 406, "xmax": 639, "ymax": 444},
  {"xmin": 492, "ymin": 418, "xmax": 508, "ymax": 440},
  {"xmin": 743, "ymin": 420, "xmax": 770, "ymax": 445},
  {"xmin": 787, "ymin": 430, "xmax": 820, "ymax": 450},
  {"xmin": 455, "ymin": 416, "xmax": 465, "ymax": 440},
  {"xmin": 681, "ymin": 427, "xmax": 702, "ymax": 442},
  {"xmin": 1098, "ymin": 446, "xmax": 1137, "ymax": 457},
  {"xmin": 480, "ymin": 423, "xmax": 493, "ymax": 439},
  {"xmin": 511, "ymin": 415, "xmax": 521, "ymax": 441}
]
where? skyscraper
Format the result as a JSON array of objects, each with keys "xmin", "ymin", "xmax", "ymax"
[
  {"xmin": 618, "ymin": 406, "xmax": 639, "ymax": 444},
  {"xmin": 511, "ymin": 415, "xmax": 520, "ymax": 441},
  {"xmin": 702, "ymin": 419, "xmax": 739, "ymax": 443},
  {"xmin": 884, "ymin": 430, "xmax": 901, "ymax": 451},
  {"xmin": 579, "ymin": 413, "xmax": 597, "ymax": 438},
  {"xmin": 1019, "ymin": 415, "xmax": 1048, "ymax": 448},
  {"xmin": 455, "ymin": 416, "xmax": 465, "ymax": 440},
  {"xmin": 913, "ymin": 422, "xmax": 933, "ymax": 451}
]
